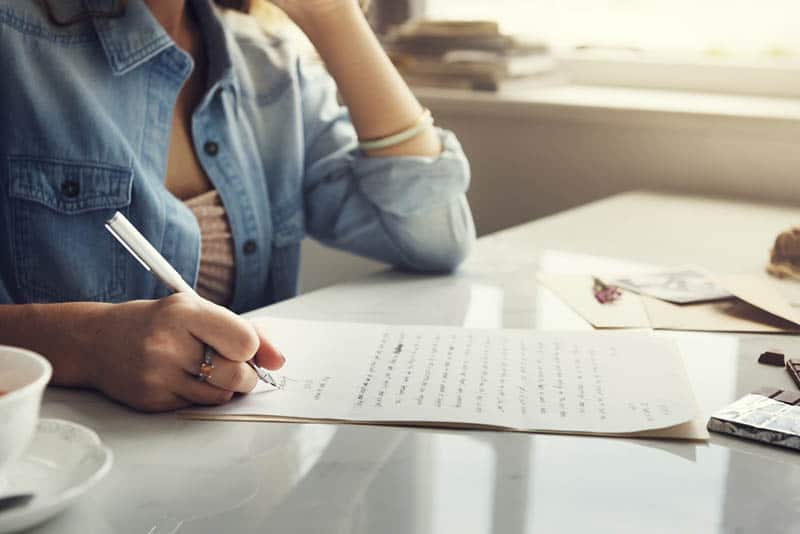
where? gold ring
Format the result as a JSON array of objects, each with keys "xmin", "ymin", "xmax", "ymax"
[{"xmin": 197, "ymin": 346, "xmax": 214, "ymax": 382}]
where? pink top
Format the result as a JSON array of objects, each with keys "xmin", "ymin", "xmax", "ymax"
[{"xmin": 184, "ymin": 190, "xmax": 236, "ymax": 306}]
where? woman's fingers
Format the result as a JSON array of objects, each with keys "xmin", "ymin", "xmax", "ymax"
[
  {"xmin": 178, "ymin": 345, "xmax": 258, "ymax": 394},
  {"xmin": 164, "ymin": 294, "xmax": 259, "ymax": 362},
  {"xmin": 206, "ymin": 358, "xmax": 258, "ymax": 393},
  {"xmin": 161, "ymin": 295, "xmax": 288, "ymax": 371},
  {"xmin": 152, "ymin": 295, "xmax": 285, "ymax": 404},
  {"xmin": 177, "ymin": 375, "xmax": 236, "ymax": 406},
  {"xmin": 157, "ymin": 394, "xmax": 194, "ymax": 412},
  {"xmin": 129, "ymin": 392, "xmax": 192, "ymax": 413},
  {"xmin": 252, "ymin": 325, "xmax": 286, "ymax": 371}
]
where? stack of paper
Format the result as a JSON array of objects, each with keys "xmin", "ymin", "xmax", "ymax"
[{"xmin": 185, "ymin": 318, "xmax": 707, "ymax": 440}]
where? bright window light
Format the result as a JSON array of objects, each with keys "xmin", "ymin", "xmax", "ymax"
[{"xmin": 423, "ymin": 0, "xmax": 800, "ymax": 61}]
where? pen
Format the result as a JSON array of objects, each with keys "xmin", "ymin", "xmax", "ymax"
[{"xmin": 105, "ymin": 211, "xmax": 278, "ymax": 388}]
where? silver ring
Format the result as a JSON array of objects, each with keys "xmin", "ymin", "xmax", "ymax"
[{"xmin": 202, "ymin": 346, "xmax": 214, "ymax": 366}]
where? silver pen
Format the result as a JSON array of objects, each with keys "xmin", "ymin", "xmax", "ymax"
[{"xmin": 105, "ymin": 211, "xmax": 278, "ymax": 388}]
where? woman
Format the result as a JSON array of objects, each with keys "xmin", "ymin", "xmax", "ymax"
[{"xmin": 0, "ymin": 0, "xmax": 474, "ymax": 411}]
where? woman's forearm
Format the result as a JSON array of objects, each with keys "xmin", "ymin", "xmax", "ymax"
[
  {"xmin": 0, "ymin": 303, "xmax": 106, "ymax": 387},
  {"xmin": 298, "ymin": 2, "xmax": 442, "ymax": 158}
]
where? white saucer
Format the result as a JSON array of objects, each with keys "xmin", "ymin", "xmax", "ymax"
[{"xmin": 0, "ymin": 419, "xmax": 112, "ymax": 533}]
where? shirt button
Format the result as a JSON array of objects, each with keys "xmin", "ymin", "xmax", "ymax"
[
  {"xmin": 204, "ymin": 141, "xmax": 219, "ymax": 156},
  {"xmin": 243, "ymin": 240, "xmax": 257, "ymax": 255},
  {"xmin": 60, "ymin": 180, "xmax": 80, "ymax": 198}
]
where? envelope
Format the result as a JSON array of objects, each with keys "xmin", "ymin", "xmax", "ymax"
[
  {"xmin": 538, "ymin": 273, "xmax": 800, "ymax": 334},
  {"xmin": 718, "ymin": 273, "xmax": 800, "ymax": 327}
]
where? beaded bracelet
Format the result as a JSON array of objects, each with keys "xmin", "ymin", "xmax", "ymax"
[{"xmin": 358, "ymin": 109, "xmax": 434, "ymax": 151}]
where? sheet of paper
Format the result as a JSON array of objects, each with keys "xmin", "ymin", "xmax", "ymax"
[
  {"xmin": 609, "ymin": 267, "xmax": 733, "ymax": 304},
  {"xmin": 185, "ymin": 318, "xmax": 700, "ymax": 436}
]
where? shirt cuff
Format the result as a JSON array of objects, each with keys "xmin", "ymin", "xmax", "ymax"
[{"xmin": 353, "ymin": 128, "xmax": 471, "ymax": 217}]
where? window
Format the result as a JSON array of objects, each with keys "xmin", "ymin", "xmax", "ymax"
[
  {"xmin": 423, "ymin": 0, "xmax": 800, "ymax": 60},
  {"xmin": 421, "ymin": 1, "xmax": 800, "ymax": 97}
]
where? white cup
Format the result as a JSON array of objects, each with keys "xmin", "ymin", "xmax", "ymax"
[{"xmin": 0, "ymin": 346, "xmax": 52, "ymax": 478}]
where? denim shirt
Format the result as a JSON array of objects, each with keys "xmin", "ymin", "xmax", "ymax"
[{"xmin": 0, "ymin": 0, "xmax": 475, "ymax": 313}]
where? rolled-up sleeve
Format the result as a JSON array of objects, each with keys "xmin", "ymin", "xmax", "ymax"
[{"xmin": 299, "ymin": 60, "xmax": 476, "ymax": 272}]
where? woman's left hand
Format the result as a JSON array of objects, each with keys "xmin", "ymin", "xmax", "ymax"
[{"xmin": 269, "ymin": 0, "xmax": 363, "ymax": 35}]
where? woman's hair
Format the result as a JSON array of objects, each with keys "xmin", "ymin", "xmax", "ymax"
[
  {"xmin": 39, "ymin": 0, "xmax": 370, "ymax": 27},
  {"xmin": 38, "ymin": 0, "xmax": 252, "ymax": 27}
]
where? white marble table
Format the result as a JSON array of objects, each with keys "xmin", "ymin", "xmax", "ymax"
[{"xmin": 38, "ymin": 191, "xmax": 800, "ymax": 533}]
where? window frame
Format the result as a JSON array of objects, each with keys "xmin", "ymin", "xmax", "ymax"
[{"xmin": 561, "ymin": 54, "xmax": 800, "ymax": 99}]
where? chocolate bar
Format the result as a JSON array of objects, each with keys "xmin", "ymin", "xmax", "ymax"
[
  {"xmin": 752, "ymin": 386, "xmax": 783, "ymax": 398},
  {"xmin": 773, "ymin": 390, "xmax": 800, "ymax": 405},
  {"xmin": 786, "ymin": 359, "xmax": 800, "ymax": 390},
  {"xmin": 758, "ymin": 351, "xmax": 785, "ymax": 367},
  {"xmin": 707, "ymin": 389, "xmax": 800, "ymax": 451},
  {"xmin": 749, "ymin": 387, "xmax": 800, "ymax": 404}
]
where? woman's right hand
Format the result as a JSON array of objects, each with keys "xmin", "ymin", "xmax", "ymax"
[{"xmin": 82, "ymin": 293, "xmax": 285, "ymax": 412}]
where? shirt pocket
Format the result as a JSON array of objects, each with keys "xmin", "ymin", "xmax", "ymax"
[
  {"xmin": 268, "ymin": 203, "xmax": 306, "ymax": 303},
  {"xmin": 8, "ymin": 157, "xmax": 133, "ymax": 303}
]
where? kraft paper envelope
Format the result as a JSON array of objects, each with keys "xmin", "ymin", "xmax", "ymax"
[
  {"xmin": 717, "ymin": 273, "xmax": 800, "ymax": 327},
  {"xmin": 538, "ymin": 273, "xmax": 800, "ymax": 334}
]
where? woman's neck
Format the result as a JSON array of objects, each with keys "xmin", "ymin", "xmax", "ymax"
[{"xmin": 144, "ymin": 0, "xmax": 189, "ymax": 43}]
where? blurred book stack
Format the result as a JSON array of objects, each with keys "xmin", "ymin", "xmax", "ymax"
[{"xmin": 383, "ymin": 20, "xmax": 557, "ymax": 91}]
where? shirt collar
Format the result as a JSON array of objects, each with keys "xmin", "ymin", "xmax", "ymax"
[
  {"xmin": 85, "ymin": 0, "xmax": 172, "ymax": 75},
  {"xmin": 86, "ymin": 0, "xmax": 241, "ymax": 101}
]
